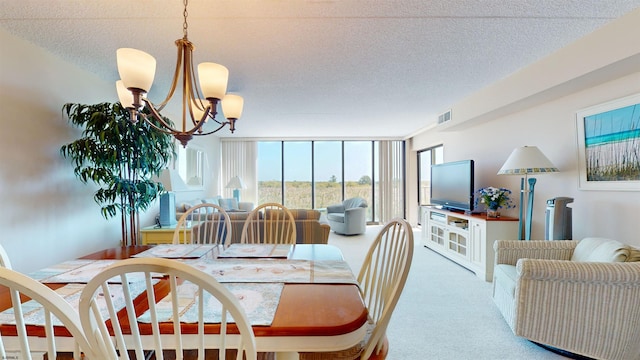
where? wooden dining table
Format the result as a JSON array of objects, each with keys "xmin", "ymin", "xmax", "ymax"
[{"xmin": 0, "ymin": 244, "xmax": 368, "ymax": 358}]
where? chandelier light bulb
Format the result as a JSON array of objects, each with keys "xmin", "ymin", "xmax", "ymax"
[
  {"xmin": 116, "ymin": 80, "xmax": 135, "ymax": 109},
  {"xmin": 222, "ymin": 94, "xmax": 244, "ymax": 120},
  {"xmin": 190, "ymin": 98, "xmax": 207, "ymax": 122},
  {"xmin": 197, "ymin": 62, "xmax": 229, "ymax": 100},
  {"xmin": 116, "ymin": 48, "xmax": 156, "ymax": 93}
]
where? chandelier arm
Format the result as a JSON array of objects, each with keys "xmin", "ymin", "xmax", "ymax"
[
  {"xmin": 205, "ymin": 114, "xmax": 224, "ymax": 126},
  {"xmin": 141, "ymin": 98, "xmax": 185, "ymax": 134},
  {"xmin": 137, "ymin": 112, "xmax": 179, "ymax": 136},
  {"xmin": 142, "ymin": 94, "xmax": 208, "ymax": 137},
  {"xmin": 183, "ymin": 42, "xmax": 197, "ymax": 129},
  {"xmin": 195, "ymin": 121, "xmax": 231, "ymax": 136},
  {"xmin": 190, "ymin": 47, "xmax": 204, "ymax": 108},
  {"xmin": 155, "ymin": 39, "xmax": 187, "ymax": 111},
  {"xmin": 187, "ymin": 107, "xmax": 210, "ymax": 135}
]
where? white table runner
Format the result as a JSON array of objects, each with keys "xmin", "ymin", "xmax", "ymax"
[
  {"xmin": 0, "ymin": 281, "xmax": 151, "ymax": 327},
  {"xmin": 27, "ymin": 259, "xmax": 146, "ymax": 283},
  {"xmin": 218, "ymin": 244, "xmax": 293, "ymax": 258},
  {"xmin": 132, "ymin": 244, "xmax": 219, "ymax": 259},
  {"xmin": 138, "ymin": 282, "xmax": 284, "ymax": 326},
  {"xmin": 181, "ymin": 258, "xmax": 357, "ymax": 284}
]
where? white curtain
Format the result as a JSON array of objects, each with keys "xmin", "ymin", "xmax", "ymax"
[
  {"xmin": 378, "ymin": 140, "xmax": 405, "ymax": 223},
  {"xmin": 220, "ymin": 140, "xmax": 257, "ymax": 204}
]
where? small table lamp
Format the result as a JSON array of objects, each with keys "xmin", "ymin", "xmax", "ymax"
[
  {"xmin": 226, "ymin": 176, "xmax": 246, "ymax": 203},
  {"xmin": 156, "ymin": 169, "xmax": 187, "ymax": 227},
  {"xmin": 498, "ymin": 146, "xmax": 558, "ymax": 240}
]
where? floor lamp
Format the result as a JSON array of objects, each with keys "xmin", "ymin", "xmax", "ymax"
[
  {"xmin": 497, "ymin": 146, "xmax": 558, "ymax": 240},
  {"xmin": 226, "ymin": 176, "xmax": 246, "ymax": 203}
]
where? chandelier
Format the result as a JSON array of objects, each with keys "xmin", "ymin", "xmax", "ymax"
[{"xmin": 115, "ymin": 0, "xmax": 243, "ymax": 147}]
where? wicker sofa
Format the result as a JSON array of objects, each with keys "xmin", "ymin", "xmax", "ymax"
[{"xmin": 493, "ymin": 238, "xmax": 640, "ymax": 360}]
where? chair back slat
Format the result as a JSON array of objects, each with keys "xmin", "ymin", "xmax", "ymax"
[
  {"xmin": 358, "ymin": 218, "xmax": 414, "ymax": 359},
  {"xmin": 0, "ymin": 267, "xmax": 96, "ymax": 359},
  {"xmin": 0, "ymin": 244, "xmax": 12, "ymax": 270},
  {"xmin": 174, "ymin": 203, "xmax": 232, "ymax": 247},
  {"xmin": 241, "ymin": 203, "xmax": 296, "ymax": 245}
]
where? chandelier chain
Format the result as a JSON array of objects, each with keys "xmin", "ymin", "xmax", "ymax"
[{"xmin": 183, "ymin": 0, "xmax": 189, "ymax": 38}]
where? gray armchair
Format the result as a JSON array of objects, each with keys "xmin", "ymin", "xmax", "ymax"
[{"xmin": 326, "ymin": 197, "xmax": 368, "ymax": 235}]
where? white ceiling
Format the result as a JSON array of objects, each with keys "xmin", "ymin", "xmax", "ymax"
[{"xmin": 2, "ymin": 0, "xmax": 640, "ymax": 139}]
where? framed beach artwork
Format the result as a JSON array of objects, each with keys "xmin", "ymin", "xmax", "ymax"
[{"xmin": 576, "ymin": 93, "xmax": 640, "ymax": 191}]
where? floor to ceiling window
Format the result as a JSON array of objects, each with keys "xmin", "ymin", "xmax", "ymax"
[
  {"xmin": 313, "ymin": 141, "xmax": 342, "ymax": 210},
  {"xmin": 344, "ymin": 141, "xmax": 373, "ymax": 200},
  {"xmin": 257, "ymin": 140, "xmax": 405, "ymax": 224},
  {"xmin": 257, "ymin": 141, "xmax": 283, "ymax": 204},
  {"xmin": 283, "ymin": 141, "xmax": 312, "ymax": 208}
]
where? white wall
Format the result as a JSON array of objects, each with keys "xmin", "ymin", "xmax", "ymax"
[
  {"xmin": 172, "ymin": 135, "xmax": 221, "ymax": 205},
  {"xmin": 408, "ymin": 8, "xmax": 640, "ymax": 245},
  {"xmin": 0, "ymin": 27, "xmax": 122, "ymax": 272},
  {"xmin": 0, "ymin": 27, "xmax": 223, "ymax": 272}
]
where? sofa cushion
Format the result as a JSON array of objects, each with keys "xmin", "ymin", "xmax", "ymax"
[
  {"xmin": 176, "ymin": 203, "xmax": 188, "ymax": 212},
  {"xmin": 201, "ymin": 197, "xmax": 220, "ymax": 206},
  {"xmin": 327, "ymin": 213, "xmax": 345, "ymax": 223},
  {"xmin": 343, "ymin": 197, "xmax": 367, "ymax": 209},
  {"xmin": 571, "ymin": 237, "xmax": 630, "ymax": 262},
  {"xmin": 218, "ymin": 198, "xmax": 239, "ymax": 211},
  {"xmin": 179, "ymin": 199, "xmax": 201, "ymax": 213},
  {"xmin": 227, "ymin": 212, "xmax": 251, "ymax": 221},
  {"xmin": 494, "ymin": 264, "xmax": 518, "ymax": 298}
]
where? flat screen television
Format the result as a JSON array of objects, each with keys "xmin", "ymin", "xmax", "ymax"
[{"xmin": 430, "ymin": 160, "xmax": 475, "ymax": 212}]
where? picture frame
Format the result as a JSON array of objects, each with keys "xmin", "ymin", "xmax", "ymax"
[
  {"xmin": 177, "ymin": 145, "xmax": 206, "ymax": 189},
  {"xmin": 576, "ymin": 93, "xmax": 640, "ymax": 191}
]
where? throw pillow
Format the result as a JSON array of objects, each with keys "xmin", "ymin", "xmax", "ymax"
[
  {"xmin": 202, "ymin": 198, "xmax": 219, "ymax": 206},
  {"xmin": 571, "ymin": 237, "xmax": 630, "ymax": 262},
  {"xmin": 218, "ymin": 198, "xmax": 239, "ymax": 211}
]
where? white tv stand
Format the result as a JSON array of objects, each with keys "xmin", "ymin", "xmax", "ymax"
[{"xmin": 421, "ymin": 207, "xmax": 518, "ymax": 282}]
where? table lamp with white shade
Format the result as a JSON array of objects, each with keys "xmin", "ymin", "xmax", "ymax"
[
  {"xmin": 497, "ymin": 146, "xmax": 558, "ymax": 240},
  {"xmin": 226, "ymin": 176, "xmax": 246, "ymax": 203}
]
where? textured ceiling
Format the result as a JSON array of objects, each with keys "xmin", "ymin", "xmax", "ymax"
[{"xmin": 2, "ymin": 0, "xmax": 640, "ymax": 139}]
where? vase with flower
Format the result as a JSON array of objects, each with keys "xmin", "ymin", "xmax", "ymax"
[{"xmin": 474, "ymin": 187, "xmax": 515, "ymax": 218}]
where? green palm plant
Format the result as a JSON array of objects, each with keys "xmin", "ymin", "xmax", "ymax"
[{"xmin": 60, "ymin": 102, "xmax": 175, "ymax": 245}]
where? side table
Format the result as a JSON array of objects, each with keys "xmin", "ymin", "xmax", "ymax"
[{"xmin": 140, "ymin": 224, "xmax": 191, "ymax": 245}]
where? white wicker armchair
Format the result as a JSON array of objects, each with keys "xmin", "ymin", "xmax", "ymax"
[{"xmin": 493, "ymin": 239, "xmax": 640, "ymax": 360}]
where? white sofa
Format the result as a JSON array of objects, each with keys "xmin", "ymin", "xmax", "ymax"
[{"xmin": 493, "ymin": 238, "xmax": 640, "ymax": 360}]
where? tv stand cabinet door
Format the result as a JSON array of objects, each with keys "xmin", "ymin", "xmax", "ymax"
[
  {"xmin": 469, "ymin": 219, "xmax": 519, "ymax": 282},
  {"xmin": 469, "ymin": 220, "xmax": 487, "ymax": 279}
]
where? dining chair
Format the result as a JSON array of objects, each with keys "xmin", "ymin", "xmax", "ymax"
[
  {"xmin": 78, "ymin": 257, "xmax": 257, "ymax": 360},
  {"xmin": 0, "ymin": 243, "xmax": 12, "ymax": 268},
  {"xmin": 299, "ymin": 218, "xmax": 414, "ymax": 360},
  {"xmin": 173, "ymin": 203, "xmax": 233, "ymax": 248},
  {"xmin": 240, "ymin": 203, "xmax": 297, "ymax": 245},
  {"xmin": 0, "ymin": 267, "xmax": 96, "ymax": 360}
]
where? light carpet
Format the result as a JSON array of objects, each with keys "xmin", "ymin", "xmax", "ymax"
[{"xmin": 328, "ymin": 225, "xmax": 568, "ymax": 360}]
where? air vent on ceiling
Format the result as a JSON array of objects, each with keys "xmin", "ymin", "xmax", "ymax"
[{"xmin": 438, "ymin": 110, "xmax": 452, "ymax": 125}]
